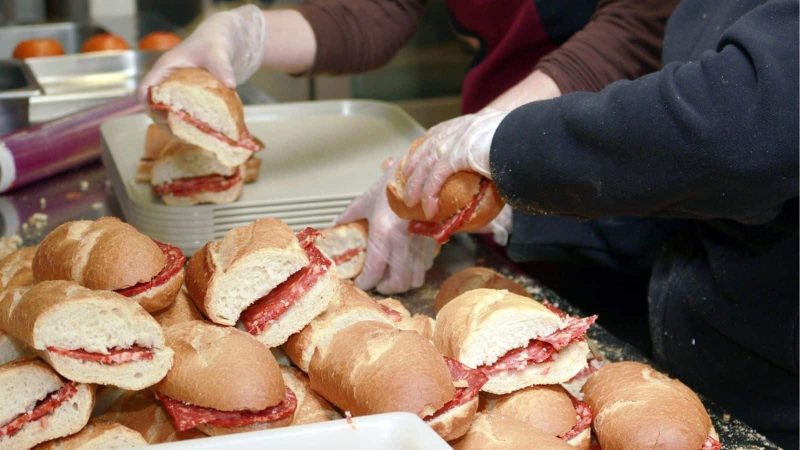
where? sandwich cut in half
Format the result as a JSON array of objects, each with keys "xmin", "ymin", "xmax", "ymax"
[
  {"xmin": 312, "ymin": 220, "xmax": 368, "ymax": 280},
  {"xmin": 34, "ymin": 420, "xmax": 148, "ymax": 450},
  {"xmin": 434, "ymin": 289, "xmax": 596, "ymax": 395},
  {"xmin": 387, "ymin": 137, "xmax": 505, "ymax": 244},
  {"xmin": 0, "ymin": 359, "xmax": 94, "ymax": 450},
  {"xmin": 0, "ymin": 281, "xmax": 174, "ymax": 390},
  {"xmin": 280, "ymin": 365, "xmax": 341, "ymax": 425},
  {"xmin": 187, "ymin": 219, "xmax": 339, "ymax": 347},
  {"xmin": 434, "ymin": 266, "xmax": 530, "ymax": 313},
  {"xmin": 148, "ymin": 68, "xmax": 263, "ymax": 168},
  {"xmin": 154, "ymin": 321, "xmax": 296, "ymax": 436},
  {"xmin": 32, "ymin": 217, "xmax": 185, "ymax": 313}
]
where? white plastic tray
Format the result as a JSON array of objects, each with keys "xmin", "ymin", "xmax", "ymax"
[
  {"xmin": 101, "ymin": 100, "xmax": 425, "ymax": 252},
  {"xmin": 143, "ymin": 413, "xmax": 450, "ymax": 450}
]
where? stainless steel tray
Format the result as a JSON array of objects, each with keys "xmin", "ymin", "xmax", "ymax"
[{"xmin": 101, "ymin": 100, "xmax": 424, "ymax": 253}]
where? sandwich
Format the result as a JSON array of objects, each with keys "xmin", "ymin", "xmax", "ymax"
[
  {"xmin": 582, "ymin": 361, "xmax": 721, "ymax": 450},
  {"xmin": 481, "ymin": 385, "xmax": 592, "ymax": 449},
  {"xmin": 434, "ymin": 289, "xmax": 596, "ymax": 394},
  {"xmin": 283, "ymin": 280, "xmax": 394, "ymax": 372},
  {"xmin": 312, "ymin": 220, "xmax": 368, "ymax": 280},
  {"xmin": 147, "ymin": 68, "xmax": 263, "ymax": 168},
  {"xmin": 435, "ymin": 266, "xmax": 529, "ymax": 313},
  {"xmin": 308, "ymin": 321, "xmax": 487, "ymax": 441},
  {"xmin": 453, "ymin": 412, "xmax": 575, "ymax": 450},
  {"xmin": 0, "ymin": 333, "xmax": 27, "ymax": 367},
  {"xmin": 0, "ymin": 247, "xmax": 35, "ymax": 365},
  {"xmin": 280, "ymin": 365, "xmax": 341, "ymax": 425},
  {"xmin": 32, "ymin": 217, "xmax": 185, "ymax": 313},
  {"xmin": 154, "ymin": 321, "xmax": 296, "ymax": 436},
  {"xmin": 98, "ymin": 390, "xmax": 203, "ymax": 444},
  {"xmin": 0, "ymin": 359, "xmax": 94, "ymax": 450},
  {"xmin": 376, "ymin": 298, "xmax": 435, "ymax": 341},
  {"xmin": 186, "ymin": 219, "xmax": 338, "ymax": 347},
  {"xmin": 0, "ymin": 281, "xmax": 174, "ymax": 390},
  {"xmin": 33, "ymin": 420, "xmax": 147, "ymax": 450},
  {"xmin": 152, "ymin": 285, "xmax": 203, "ymax": 329},
  {"xmin": 387, "ymin": 137, "xmax": 505, "ymax": 244}
]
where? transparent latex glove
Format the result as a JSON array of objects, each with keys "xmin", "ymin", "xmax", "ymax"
[
  {"xmin": 139, "ymin": 4, "xmax": 266, "ymax": 98},
  {"xmin": 473, "ymin": 204, "xmax": 513, "ymax": 246},
  {"xmin": 402, "ymin": 108, "xmax": 509, "ymax": 219},
  {"xmin": 337, "ymin": 160, "xmax": 438, "ymax": 294}
]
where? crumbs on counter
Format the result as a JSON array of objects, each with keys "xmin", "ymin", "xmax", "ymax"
[
  {"xmin": 39, "ymin": 197, "xmax": 47, "ymax": 210},
  {"xmin": 80, "ymin": 180, "xmax": 89, "ymax": 191},
  {"xmin": 92, "ymin": 202, "xmax": 104, "ymax": 210},
  {"xmin": 0, "ymin": 235, "xmax": 22, "ymax": 260},
  {"xmin": 27, "ymin": 213, "xmax": 48, "ymax": 230}
]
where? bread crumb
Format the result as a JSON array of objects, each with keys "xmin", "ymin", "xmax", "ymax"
[
  {"xmin": 0, "ymin": 234, "xmax": 22, "ymax": 259},
  {"xmin": 345, "ymin": 410, "xmax": 355, "ymax": 429},
  {"xmin": 29, "ymin": 213, "xmax": 48, "ymax": 229},
  {"xmin": 691, "ymin": 338, "xmax": 696, "ymax": 345},
  {"xmin": 80, "ymin": 180, "xmax": 89, "ymax": 191},
  {"xmin": 39, "ymin": 197, "xmax": 47, "ymax": 210},
  {"xmin": 723, "ymin": 413, "xmax": 731, "ymax": 423},
  {"xmin": 91, "ymin": 202, "xmax": 104, "ymax": 210}
]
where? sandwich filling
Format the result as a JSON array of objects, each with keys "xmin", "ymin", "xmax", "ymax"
[
  {"xmin": 47, "ymin": 345, "xmax": 154, "ymax": 365},
  {"xmin": 116, "ymin": 241, "xmax": 185, "ymax": 297},
  {"xmin": 240, "ymin": 228, "xmax": 332, "ymax": 335},
  {"xmin": 156, "ymin": 388, "xmax": 297, "ymax": 432},
  {"xmin": 148, "ymin": 94, "xmax": 261, "ymax": 152},
  {"xmin": 376, "ymin": 302, "xmax": 403, "ymax": 322},
  {"xmin": 702, "ymin": 437, "xmax": 722, "ymax": 450},
  {"xmin": 153, "ymin": 170, "xmax": 242, "ymax": 197},
  {"xmin": 424, "ymin": 357, "xmax": 488, "ymax": 421},
  {"xmin": 331, "ymin": 247, "xmax": 366, "ymax": 265},
  {"xmin": 0, "ymin": 382, "xmax": 77, "ymax": 437},
  {"xmin": 561, "ymin": 394, "xmax": 592, "ymax": 441},
  {"xmin": 478, "ymin": 314, "xmax": 597, "ymax": 376},
  {"xmin": 408, "ymin": 177, "xmax": 491, "ymax": 244}
]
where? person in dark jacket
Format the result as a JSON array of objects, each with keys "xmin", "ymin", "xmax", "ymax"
[{"xmin": 386, "ymin": 0, "xmax": 798, "ymax": 446}]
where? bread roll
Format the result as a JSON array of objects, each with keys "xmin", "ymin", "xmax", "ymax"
[
  {"xmin": 452, "ymin": 412, "xmax": 574, "ymax": 450},
  {"xmin": 152, "ymin": 285, "xmax": 203, "ymax": 328},
  {"xmin": 314, "ymin": 220, "xmax": 368, "ymax": 279},
  {"xmin": 435, "ymin": 267, "xmax": 529, "ymax": 313},
  {"xmin": 98, "ymin": 390, "xmax": 203, "ymax": 444},
  {"xmin": 280, "ymin": 366, "xmax": 341, "ymax": 425},
  {"xmin": 33, "ymin": 420, "xmax": 147, "ymax": 450},
  {"xmin": 0, "ymin": 246, "xmax": 35, "ymax": 292},
  {"xmin": 376, "ymin": 298, "xmax": 435, "ymax": 341}
]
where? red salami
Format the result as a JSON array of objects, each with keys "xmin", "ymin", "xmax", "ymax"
[
  {"xmin": 375, "ymin": 302, "xmax": 403, "ymax": 322},
  {"xmin": 701, "ymin": 436, "xmax": 722, "ymax": 450},
  {"xmin": 0, "ymin": 383, "xmax": 77, "ymax": 437},
  {"xmin": 332, "ymin": 247, "xmax": 365, "ymax": 265},
  {"xmin": 148, "ymin": 95, "xmax": 261, "ymax": 152},
  {"xmin": 542, "ymin": 300, "xmax": 568, "ymax": 318},
  {"xmin": 538, "ymin": 315, "xmax": 597, "ymax": 348},
  {"xmin": 156, "ymin": 388, "xmax": 297, "ymax": 432},
  {"xmin": 116, "ymin": 241, "xmax": 186, "ymax": 297},
  {"xmin": 425, "ymin": 357, "xmax": 488, "ymax": 421},
  {"xmin": 561, "ymin": 397, "xmax": 593, "ymax": 441},
  {"xmin": 408, "ymin": 178, "xmax": 491, "ymax": 244},
  {"xmin": 241, "ymin": 228, "xmax": 332, "ymax": 334},
  {"xmin": 47, "ymin": 345, "xmax": 154, "ymax": 365},
  {"xmin": 153, "ymin": 171, "xmax": 242, "ymax": 197}
]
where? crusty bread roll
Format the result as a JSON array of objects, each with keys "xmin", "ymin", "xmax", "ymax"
[
  {"xmin": 155, "ymin": 321, "xmax": 295, "ymax": 436},
  {"xmin": 0, "ymin": 332, "xmax": 28, "ymax": 366},
  {"xmin": 435, "ymin": 267, "xmax": 529, "ymax": 313},
  {"xmin": 452, "ymin": 412, "xmax": 574, "ymax": 450},
  {"xmin": 152, "ymin": 285, "xmax": 203, "ymax": 328},
  {"xmin": 0, "ymin": 246, "xmax": 35, "ymax": 292},
  {"xmin": 33, "ymin": 420, "xmax": 147, "ymax": 450},
  {"xmin": 0, "ymin": 359, "xmax": 95, "ymax": 450},
  {"xmin": 582, "ymin": 362, "xmax": 718, "ymax": 450},
  {"xmin": 376, "ymin": 298, "xmax": 435, "ymax": 341},
  {"xmin": 314, "ymin": 220, "xmax": 368, "ymax": 279},
  {"xmin": 434, "ymin": 289, "xmax": 592, "ymax": 394},
  {"xmin": 386, "ymin": 138, "xmax": 504, "ymax": 236},
  {"xmin": 98, "ymin": 390, "xmax": 203, "ymax": 444},
  {"xmin": 185, "ymin": 218, "xmax": 308, "ymax": 326},
  {"xmin": 0, "ymin": 281, "xmax": 173, "ymax": 390},
  {"xmin": 148, "ymin": 68, "xmax": 261, "ymax": 167},
  {"xmin": 308, "ymin": 321, "xmax": 454, "ymax": 419},
  {"xmin": 280, "ymin": 365, "xmax": 341, "ymax": 425}
]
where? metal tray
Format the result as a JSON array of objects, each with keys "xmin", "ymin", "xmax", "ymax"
[{"xmin": 102, "ymin": 100, "xmax": 424, "ymax": 252}]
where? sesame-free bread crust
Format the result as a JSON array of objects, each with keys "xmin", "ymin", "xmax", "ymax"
[{"xmin": 434, "ymin": 267, "xmax": 530, "ymax": 313}]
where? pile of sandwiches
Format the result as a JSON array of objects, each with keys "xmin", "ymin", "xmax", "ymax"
[
  {"xmin": 136, "ymin": 68, "xmax": 263, "ymax": 206},
  {"xmin": 0, "ymin": 212, "xmax": 721, "ymax": 450}
]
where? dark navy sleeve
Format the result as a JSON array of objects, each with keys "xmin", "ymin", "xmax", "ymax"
[{"xmin": 490, "ymin": 0, "xmax": 798, "ymax": 224}]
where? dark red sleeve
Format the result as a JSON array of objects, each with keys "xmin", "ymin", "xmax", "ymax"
[
  {"xmin": 535, "ymin": 0, "xmax": 680, "ymax": 93},
  {"xmin": 296, "ymin": 0, "xmax": 426, "ymax": 75}
]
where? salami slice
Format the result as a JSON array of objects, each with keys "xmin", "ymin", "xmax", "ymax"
[
  {"xmin": 561, "ymin": 396, "xmax": 593, "ymax": 441},
  {"xmin": 153, "ymin": 171, "xmax": 242, "ymax": 197},
  {"xmin": 116, "ymin": 241, "xmax": 185, "ymax": 297},
  {"xmin": 408, "ymin": 178, "xmax": 491, "ymax": 244},
  {"xmin": 156, "ymin": 388, "xmax": 297, "ymax": 432},
  {"xmin": 702, "ymin": 436, "xmax": 722, "ymax": 450},
  {"xmin": 0, "ymin": 383, "xmax": 77, "ymax": 437},
  {"xmin": 332, "ymin": 247, "xmax": 365, "ymax": 265},
  {"xmin": 425, "ymin": 357, "xmax": 488, "ymax": 421},
  {"xmin": 47, "ymin": 345, "xmax": 154, "ymax": 365}
]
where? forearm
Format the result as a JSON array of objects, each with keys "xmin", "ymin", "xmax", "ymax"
[
  {"xmin": 484, "ymin": 70, "xmax": 562, "ymax": 111},
  {"xmin": 261, "ymin": 10, "xmax": 317, "ymax": 74}
]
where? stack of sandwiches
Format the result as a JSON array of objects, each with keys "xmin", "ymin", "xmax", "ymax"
[{"xmin": 138, "ymin": 68, "xmax": 263, "ymax": 205}]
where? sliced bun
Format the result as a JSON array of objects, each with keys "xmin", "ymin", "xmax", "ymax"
[
  {"xmin": 314, "ymin": 221, "xmax": 368, "ymax": 279},
  {"xmin": 452, "ymin": 412, "xmax": 573, "ymax": 450},
  {"xmin": 486, "ymin": 385, "xmax": 576, "ymax": 438},
  {"xmin": 143, "ymin": 123, "xmax": 177, "ymax": 160},
  {"xmin": 166, "ymin": 113, "xmax": 253, "ymax": 167},
  {"xmin": 157, "ymin": 320, "xmax": 285, "ymax": 411},
  {"xmin": 308, "ymin": 321, "xmax": 454, "ymax": 418},
  {"xmin": 244, "ymin": 155, "xmax": 261, "ymax": 183},
  {"xmin": 34, "ymin": 420, "xmax": 147, "ymax": 450},
  {"xmin": 376, "ymin": 298, "xmax": 435, "ymax": 341},
  {"xmin": 582, "ymin": 361, "xmax": 714, "ymax": 450},
  {"xmin": 32, "ymin": 217, "xmax": 165, "ymax": 291},
  {"xmin": 151, "ymin": 139, "xmax": 237, "ymax": 186},
  {"xmin": 280, "ymin": 365, "xmax": 341, "ymax": 425},
  {"xmin": 98, "ymin": 390, "xmax": 203, "ymax": 444},
  {"xmin": 0, "ymin": 359, "xmax": 94, "ymax": 450},
  {"xmin": 185, "ymin": 219, "xmax": 308, "ymax": 326},
  {"xmin": 0, "ymin": 246, "xmax": 35, "ymax": 291},
  {"xmin": 126, "ymin": 266, "xmax": 184, "ymax": 313},
  {"xmin": 152, "ymin": 285, "xmax": 203, "ymax": 328},
  {"xmin": 284, "ymin": 280, "xmax": 392, "ymax": 372},
  {"xmin": 0, "ymin": 281, "xmax": 173, "ymax": 390},
  {"xmin": 0, "ymin": 332, "xmax": 29, "ymax": 366},
  {"xmin": 427, "ymin": 395, "xmax": 480, "ymax": 442},
  {"xmin": 435, "ymin": 267, "xmax": 529, "ymax": 313}
]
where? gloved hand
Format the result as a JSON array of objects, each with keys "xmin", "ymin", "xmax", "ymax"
[
  {"xmin": 139, "ymin": 4, "xmax": 266, "ymax": 97},
  {"xmin": 474, "ymin": 204, "xmax": 513, "ymax": 246},
  {"xmin": 337, "ymin": 160, "xmax": 438, "ymax": 294},
  {"xmin": 401, "ymin": 108, "xmax": 509, "ymax": 220}
]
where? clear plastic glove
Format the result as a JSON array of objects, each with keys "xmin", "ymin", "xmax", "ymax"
[
  {"xmin": 474, "ymin": 204, "xmax": 513, "ymax": 246},
  {"xmin": 139, "ymin": 4, "xmax": 266, "ymax": 97},
  {"xmin": 337, "ymin": 160, "xmax": 438, "ymax": 294},
  {"xmin": 402, "ymin": 108, "xmax": 509, "ymax": 219}
]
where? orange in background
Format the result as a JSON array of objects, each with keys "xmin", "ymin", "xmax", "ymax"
[
  {"xmin": 81, "ymin": 33, "xmax": 130, "ymax": 52},
  {"xmin": 139, "ymin": 32, "xmax": 182, "ymax": 51},
  {"xmin": 13, "ymin": 39, "xmax": 65, "ymax": 58}
]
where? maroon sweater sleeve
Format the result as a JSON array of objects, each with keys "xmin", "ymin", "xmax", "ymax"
[
  {"xmin": 536, "ymin": 0, "xmax": 680, "ymax": 93},
  {"xmin": 296, "ymin": 0, "xmax": 425, "ymax": 75}
]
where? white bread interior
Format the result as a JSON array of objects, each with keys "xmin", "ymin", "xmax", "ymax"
[
  {"xmin": 151, "ymin": 146, "xmax": 237, "ymax": 185},
  {"xmin": 315, "ymin": 222, "xmax": 367, "ymax": 280},
  {"xmin": 426, "ymin": 395, "xmax": 479, "ymax": 442},
  {"xmin": 0, "ymin": 332, "xmax": 29, "ymax": 366},
  {"xmin": 167, "ymin": 113, "xmax": 250, "ymax": 168},
  {"xmin": 151, "ymin": 77, "xmax": 240, "ymax": 141},
  {"xmin": 160, "ymin": 173, "xmax": 243, "ymax": 206},
  {"xmin": 0, "ymin": 359, "xmax": 64, "ymax": 426}
]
